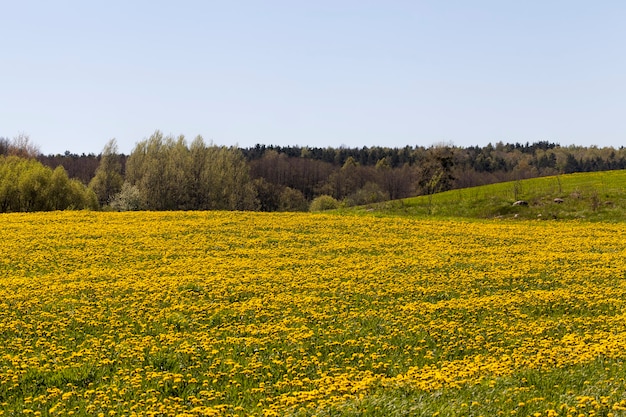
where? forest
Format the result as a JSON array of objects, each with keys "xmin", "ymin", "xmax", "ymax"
[{"xmin": 1, "ymin": 132, "xmax": 625, "ymax": 212}]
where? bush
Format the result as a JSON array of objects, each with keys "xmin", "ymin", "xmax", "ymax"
[
  {"xmin": 345, "ymin": 182, "xmax": 388, "ymax": 207},
  {"xmin": 110, "ymin": 182, "xmax": 144, "ymax": 211},
  {"xmin": 309, "ymin": 195, "xmax": 339, "ymax": 212},
  {"xmin": 0, "ymin": 156, "xmax": 96, "ymax": 212},
  {"xmin": 279, "ymin": 187, "xmax": 308, "ymax": 212}
]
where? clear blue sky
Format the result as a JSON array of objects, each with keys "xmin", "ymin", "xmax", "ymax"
[{"xmin": 2, "ymin": 1, "xmax": 625, "ymax": 155}]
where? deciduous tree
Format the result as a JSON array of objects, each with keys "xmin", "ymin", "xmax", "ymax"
[{"xmin": 89, "ymin": 139, "xmax": 124, "ymax": 206}]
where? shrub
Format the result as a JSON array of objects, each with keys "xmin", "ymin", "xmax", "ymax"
[
  {"xmin": 309, "ymin": 195, "xmax": 339, "ymax": 212},
  {"xmin": 345, "ymin": 182, "xmax": 388, "ymax": 207},
  {"xmin": 110, "ymin": 182, "xmax": 144, "ymax": 211},
  {"xmin": 279, "ymin": 187, "xmax": 308, "ymax": 212}
]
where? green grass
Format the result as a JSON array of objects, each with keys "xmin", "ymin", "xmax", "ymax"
[
  {"xmin": 296, "ymin": 357, "xmax": 626, "ymax": 416},
  {"xmin": 346, "ymin": 170, "xmax": 626, "ymax": 221}
]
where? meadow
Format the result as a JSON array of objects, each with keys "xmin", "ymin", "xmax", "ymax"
[
  {"xmin": 1, "ymin": 211, "xmax": 626, "ymax": 416},
  {"xmin": 358, "ymin": 170, "xmax": 626, "ymax": 221}
]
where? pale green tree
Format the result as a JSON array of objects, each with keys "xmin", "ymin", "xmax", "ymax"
[
  {"xmin": 89, "ymin": 139, "xmax": 124, "ymax": 207},
  {"xmin": 18, "ymin": 162, "xmax": 49, "ymax": 211},
  {"xmin": 49, "ymin": 166, "xmax": 71, "ymax": 210},
  {"xmin": 110, "ymin": 182, "xmax": 143, "ymax": 211},
  {"xmin": 127, "ymin": 131, "xmax": 258, "ymax": 211},
  {"xmin": 126, "ymin": 131, "xmax": 172, "ymax": 210},
  {"xmin": 0, "ymin": 155, "xmax": 97, "ymax": 212}
]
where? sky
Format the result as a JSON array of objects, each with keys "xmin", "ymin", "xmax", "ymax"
[{"xmin": 2, "ymin": 1, "xmax": 626, "ymax": 155}]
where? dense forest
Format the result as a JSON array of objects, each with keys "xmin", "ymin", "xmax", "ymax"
[{"xmin": 1, "ymin": 132, "xmax": 625, "ymax": 212}]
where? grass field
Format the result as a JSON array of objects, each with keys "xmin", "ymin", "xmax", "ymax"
[
  {"xmin": 2, "ymin": 210, "xmax": 626, "ymax": 416},
  {"xmin": 354, "ymin": 170, "xmax": 626, "ymax": 221}
]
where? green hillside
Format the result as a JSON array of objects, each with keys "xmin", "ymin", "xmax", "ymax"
[{"xmin": 348, "ymin": 170, "xmax": 626, "ymax": 221}]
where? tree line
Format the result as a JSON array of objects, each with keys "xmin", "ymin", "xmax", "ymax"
[{"xmin": 1, "ymin": 132, "xmax": 626, "ymax": 213}]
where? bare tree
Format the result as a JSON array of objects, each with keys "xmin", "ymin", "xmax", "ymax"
[{"xmin": 9, "ymin": 133, "xmax": 40, "ymax": 158}]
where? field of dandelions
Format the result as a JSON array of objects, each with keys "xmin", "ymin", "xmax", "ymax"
[{"xmin": 1, "ymin": 211, "xmax": 626, "ymax": 416}]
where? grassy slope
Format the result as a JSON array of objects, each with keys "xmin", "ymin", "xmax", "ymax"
[{"xmin": 347, "ymin": 170, "xmax": 626, "ymax": 221}]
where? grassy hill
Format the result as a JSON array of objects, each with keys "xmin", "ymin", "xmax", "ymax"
[{"xmin": 348, "ymin": 169, "xmax": 626, "ymax": 221}]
